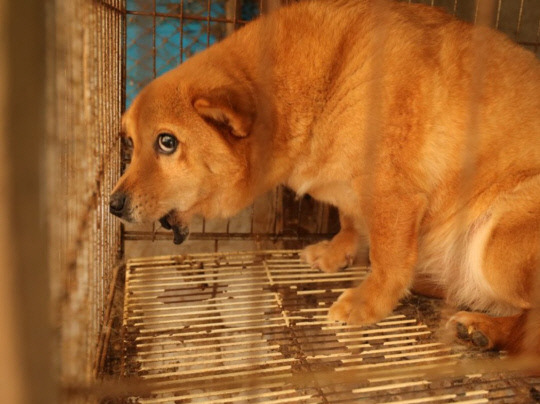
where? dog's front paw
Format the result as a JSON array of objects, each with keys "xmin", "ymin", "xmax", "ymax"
[
  {"xmin": 301, "ymin": 240, "xmax": 354, "ymax": 273},
  {"xmin": 328, "ymin": 288, "xmax": 386, "ymax": 325}
]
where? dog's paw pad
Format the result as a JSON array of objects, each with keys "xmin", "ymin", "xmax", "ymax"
[
  {"xmin": 471, "ymin": 330, "xmax": 490, "ymax": 348},
  {"xmin": 456, "ymin": 322, "xmax": 469, "ymax": 341},
  {"xmin": 449, "ymin": 314, "xmax": 493, "ymax": 349}
]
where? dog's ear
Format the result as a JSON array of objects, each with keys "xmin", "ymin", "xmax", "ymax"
[{"xmin": 193, "ymin": 88, "xmax": 254, "ymax": 138}]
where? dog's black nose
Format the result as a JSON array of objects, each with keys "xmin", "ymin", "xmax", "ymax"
[{"xmin": 109, "ymin": 192, "xmax": 127, "ymax": 217}]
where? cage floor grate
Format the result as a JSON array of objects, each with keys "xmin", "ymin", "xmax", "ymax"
[{"xmin": 122, "ymin": 250, "xmax": 540, "ymax": 403}]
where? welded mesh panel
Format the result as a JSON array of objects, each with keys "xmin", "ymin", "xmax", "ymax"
[
  {"xmin": 48, "ymin": 0, "xmax": 124, "ymax": 389},
  {"xmin": 122, "ymin": 251, "xmax": 540, "ymax": 402}
]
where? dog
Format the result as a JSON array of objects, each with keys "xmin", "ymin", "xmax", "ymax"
[{"xmin": 110, "ymin": 0, "xmax": 540, "ymax": 358}]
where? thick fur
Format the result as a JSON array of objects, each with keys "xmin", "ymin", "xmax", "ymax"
[{"xmin": 111, "ymin": 0, "xmax": 540, "ymax": 357}]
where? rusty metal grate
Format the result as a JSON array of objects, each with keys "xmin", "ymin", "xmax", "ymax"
[{"xmin": 122, "ymin": 251, "xmax": 540, "ymax": 403}]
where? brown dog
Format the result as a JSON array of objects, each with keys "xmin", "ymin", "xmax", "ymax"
[{"xmin": 110, "ymin": 0, "xmax": 540, "ymax": 356}]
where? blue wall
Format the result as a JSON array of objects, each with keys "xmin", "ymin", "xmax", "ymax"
[{"xmin": 126, "ymin": 0, "xmax": 259, "ymax": 107}]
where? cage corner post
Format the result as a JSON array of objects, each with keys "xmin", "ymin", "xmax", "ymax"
[{"xmin": 0, "ymin": 0, "xmax": 54, "ymax": 403}]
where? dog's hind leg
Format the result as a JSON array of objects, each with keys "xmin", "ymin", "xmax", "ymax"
[
  {"xmin": 301, "ymin": 212, "xmax": 368, "ymax": 273},
  {"xmin": 450, "ymin": 175, "xmax": 540, "ymax": 357},
  {"xmin": 481, "ymin": 178, "xmax": 539, "ymax": 314}
]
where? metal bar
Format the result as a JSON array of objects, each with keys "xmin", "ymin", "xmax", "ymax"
[
  {"xmin": 516, "ymin": 0, "xmax": 525, "ymax": 39},
  {"xmin": 180, "ymin": 0, "xmax": 184, "ymax": 62},
  {"xmin": 152, "ymin": 0, "xmax": 156, "ymax": 78},
  {"xmin": 495, "ymin": 0, "xmax": 502, "ymax": 28},
  {"xmin": 536, "ymin": 8, "xmax": 540, "ymax": 53},
  {"xmin": 517, "ymin": 40, "xmax": 540, "ymax": 47},
  {"xmin": 207, "ymin": 0, "xmax": 211, "ymax": 48},
  {"xmin": 123, "ymin": 230, "xmax": 336, "ymax": 241},
  {"xmin": 93, "ymin": 0, "xmax": 124, "ymax": 13},
  {"xmin": 127, "ymin": 267, "xmax": 365, "ymax": 281},
  {"xmin": 141, "ymin": 385, "xmax": 302, "ymax": 404},
  {"xmin": 233, "ymin": 0, "xmax": 239, "ymax": 31},
  {"xmin": 141, "ymin": 360, "xmax": 295, "ymax": 379}
]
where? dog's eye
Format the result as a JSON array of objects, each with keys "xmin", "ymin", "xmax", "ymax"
[
  {"xmin": 122, "ymin": 136, "xmax": 134, "ymax": 150},
  {"xmin": 122, "ymin": 137, "xmax": 134, "ymax": 163},
  {"xmin": 156, "ymin": 133, "xmax": 178, "ymax": 155}
]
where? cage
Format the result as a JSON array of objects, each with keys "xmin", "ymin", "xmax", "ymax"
[{"xmin": 1, "ymin": 0, "xmax": 540, "ymax": 403}]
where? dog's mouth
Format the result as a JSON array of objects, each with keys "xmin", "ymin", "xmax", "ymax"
[{"xmin": 159, "ymin": 211, "xmax": 190, "ymax": 245}]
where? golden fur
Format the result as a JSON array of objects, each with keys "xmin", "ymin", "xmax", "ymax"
[{"xmin": 111, "ymin": 0, "xmax": 540, "ymax": 357}]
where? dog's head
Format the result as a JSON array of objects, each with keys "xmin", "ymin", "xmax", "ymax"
[{"xmin": 109, "ymin": 59, "xmax": 258, "ymax": 243}]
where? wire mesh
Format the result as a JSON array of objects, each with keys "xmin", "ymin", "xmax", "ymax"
[{"xmin": 48, "ymin": 0, "xmax": 124, "ymax": 390}]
